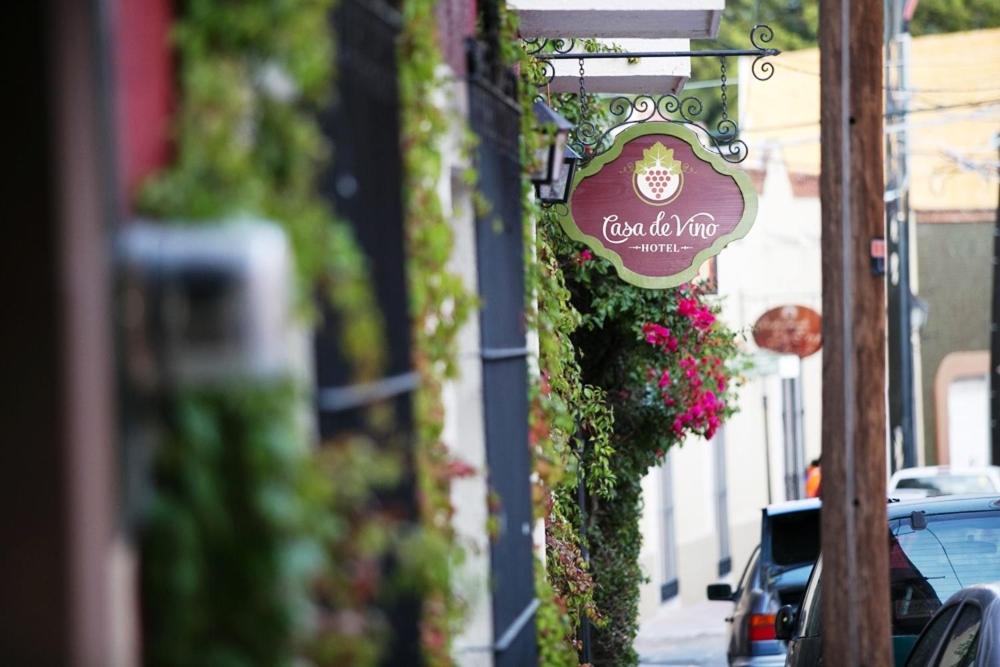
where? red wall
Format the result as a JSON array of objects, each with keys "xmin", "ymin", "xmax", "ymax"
[
  {"xmin": 114, "ymin": 0, "xmax": 174, "ymax": 211},
  {"xmin": 436, "ymin": 0, "xmax": 477, "ymax": 77}
]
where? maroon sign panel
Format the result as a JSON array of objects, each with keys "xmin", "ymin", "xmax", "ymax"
[
  {"xmin": 753, "ymin": 305, "xmax": 823, "ymax": 358},
  {"xmin": 556, "ymin": 122, "xmax": 758, "ymax": 289}
]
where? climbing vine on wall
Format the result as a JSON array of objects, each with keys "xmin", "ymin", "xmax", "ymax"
[
  {"xmin": 497, "ymin": 5, "xmax": 619, "ymax": 664},
  {"xmin": 399, "ymin": 0, "xmax": 479, "ymax": 664},
  {"xmin": 136, "ymin": 1, "xmax": 397, "ymax": 665}
]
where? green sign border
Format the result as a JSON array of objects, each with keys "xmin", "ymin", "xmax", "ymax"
[{"xmin": 554, "ymin": 122, "xmax": 759, "ymax": 289}]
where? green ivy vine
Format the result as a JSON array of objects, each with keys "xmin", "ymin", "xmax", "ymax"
[
  {"xmin": 497, "ymin": 5, "xmax": 619, "ymax": 664},
  {"xmin": 136, "ymin": 1, "xmax": 398, "ymax": 665},
  {"xmin": 399, "ymin": 0, "xmax": 478, "ymax": 664}
]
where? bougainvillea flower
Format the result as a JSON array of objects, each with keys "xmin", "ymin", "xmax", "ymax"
[
  {"xmin": 693, "ymin": 307, "xmax": 716, "ymax": 330},
  {"xmin": 678, "ymin": 297, "xmax": 698, "ymax": 317},
  {"xmin": 642, "ymin": 322, "xmax": 672, "ymax": 347}
]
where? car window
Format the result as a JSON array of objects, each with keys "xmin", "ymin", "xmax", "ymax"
[
  {"xmin": 905, "ymin": 604, "xmax": 959, "ymax": 666},
  {"xmin": 889, "ymin": 511, "xmax": 1000, "ymax": 635},
  {"xmin": 769, "ymin": 509, "xmax": 821, "ymax": 567},
  {"xmin": 795, "ymin": 556, "xmax": 822, "ymax": 638},
  {"xmin": 935, "ymin": 605, "xmax": 982, "ymax": 667},
  {"xmin": 737, "ymin": 546, "xmax": 760, "ymax": 594},
  {"xmin": 895, "ymin": 476, "xmax": 997, "ymax": 497}
]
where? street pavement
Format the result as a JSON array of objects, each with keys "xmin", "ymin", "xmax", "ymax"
[{"xmin": 635, "ymin": 599, "xmax": 732, "ymax": 667}]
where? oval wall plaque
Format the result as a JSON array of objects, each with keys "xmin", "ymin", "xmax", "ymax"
[
  {"xmin": 752, "ymin": 305, "xmax": 823, "ymax": 358},
  {"xmin": 555, "ymin": 122, "xmax": 758, "ymax": 289}
]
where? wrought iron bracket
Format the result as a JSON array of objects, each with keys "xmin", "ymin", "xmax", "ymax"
[
  {"xmin": 569, "ymin": 94, "xmax": 751, "ymax": 164},
  {"xmin": 526, "ymin": 24, "xmax": 780, "ymax": 82},
  {"xmin": 527, "ymin": 25, "xmax": 781, "ymax": 166}
]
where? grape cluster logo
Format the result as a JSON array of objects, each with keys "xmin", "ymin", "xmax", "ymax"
[{"xmin": 633, "ymin": 142, "xmax": 685, "ymax": 206}]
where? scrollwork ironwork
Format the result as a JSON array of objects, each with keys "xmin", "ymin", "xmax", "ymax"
[
  {"xmin": 524, "ymin": 25, "xmax": 783, "ymax": 165},
  {"xmin": 752, "ymin": 56, "xmax": 776, "ymax": 81},
  {"xmin": 749, "ymin": 24, "xmax": 777, "ymax": 80},
  {"xmin": 536, "ymin": 59, "xmax": 557, "ymax": 86},
  {"xmin": 522, "ymin": 37, "xmax": 577, "ymax": 56},
  {"xmin": 749, "ymin": 23, "xmax": 775, "ymax": 50},
  {"xmin": 566, "ymin": 94, "xmax": 750, "ymax": 165}
]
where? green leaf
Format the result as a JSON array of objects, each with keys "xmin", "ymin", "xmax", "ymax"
[{"xmin": 635, "ymin": 142, "xmax": 682, "ymax": 175}]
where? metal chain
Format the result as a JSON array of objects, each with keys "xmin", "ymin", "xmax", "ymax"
[
  {"xmin": 719, "ymin": 56, "xmax": 729, "ymax": 123},
  {"xmin": 578, "ymin": 57, "xmax": 588, "ymax": 120}
]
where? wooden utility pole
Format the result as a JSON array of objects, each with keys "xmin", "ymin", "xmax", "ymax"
[
  {"xmin": 991, "ymin": 146, "xmax": 1000, "ymax": 465},
  {"xmin": 819, "ymin": 0, "xmax": 892, "ymax": 661}
]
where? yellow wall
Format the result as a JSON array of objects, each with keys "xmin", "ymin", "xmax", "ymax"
[{"xmin": 742, "ymin": 28, "xmax": 1000, "ymax": 211}]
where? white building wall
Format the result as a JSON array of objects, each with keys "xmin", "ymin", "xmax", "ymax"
[
  {"xmin": 639, "ymin": 145, "xmax": 824, "ymax": 620},
  {"xmin": 437, "ymin": 78, "xmax": 495, "ymax": 667},
  {"xmin": 638, "ymin": 462, "xmax": 664, "ymax": 619},
  {"xmin": 722, "ymin": 380, "xmax": 774, "ymax": 575},
  {"xmin": 672, "ymin": 438, "xmax": 722, "ymax": 606}
]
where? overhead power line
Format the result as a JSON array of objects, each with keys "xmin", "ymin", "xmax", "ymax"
[
  {"xmin": 775, "ymin": 61, "xmax": 1000, "ymax": 93},
  {"xmin": 746, "ymin": 98, "xmax": 1000, "ymax": 133}
]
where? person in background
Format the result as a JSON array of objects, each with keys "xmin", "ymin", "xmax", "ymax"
[{"xmin": 805, "ymin": 457, "xmax": 822, "ymax": 498}]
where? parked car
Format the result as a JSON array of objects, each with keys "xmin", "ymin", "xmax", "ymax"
[
  {"xmin": 889, "ymin": 466, "xmax": 1000, "ymax": 499},
  {"xmin": 904, "ymin": 583, "xmax": 1000, "ymax": 666},
  {"xmin": 707, "ymin": 498, "xmax": 821, "ymax": 666},
  {"xmin": 777, "ymin": 495, "xmax": 1000, "ymax": 667}
]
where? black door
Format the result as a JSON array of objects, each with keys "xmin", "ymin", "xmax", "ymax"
[
  {"xmin": 468, "ymin": 38, "xmax": 540, "ymax": 667},
  {"xmin": 316, "ymin": 1, "xmax": 421, "ymax": 664}
]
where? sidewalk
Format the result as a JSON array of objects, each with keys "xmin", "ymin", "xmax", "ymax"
[{"xmin": 635, "ymin": 599, "xmax": 732, "ymax": 666}]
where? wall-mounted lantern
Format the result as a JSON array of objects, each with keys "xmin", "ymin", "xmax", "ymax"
[
  {"xmin": 536, "ymin": 146, "xmax": 580, "ymax": 205},
  {"xmin": 530, "ymin": 100, "xmax": 573, "ymax": 187}
]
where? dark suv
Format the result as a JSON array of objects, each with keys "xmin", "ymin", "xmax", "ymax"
[
  {"xmin": 707, "ymin": 498, "xmax": 821, "ymax": 666},
  {"xmin": 778, "ymin": 495, "xmax": 1000, "ymax": 667}
]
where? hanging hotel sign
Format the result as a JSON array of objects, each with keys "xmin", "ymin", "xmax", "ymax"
[
  {"xmin": 556, "ymin": 122, "xmax": 757, "ymax": 289},
  {"xmin": 752, "ymin": 305, "xmax": 823, "ymax": 358}
]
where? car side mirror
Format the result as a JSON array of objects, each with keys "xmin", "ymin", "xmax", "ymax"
[
  {"xmin": 775, "ymin": 604, "xmax": 798, "ymax": 641},
  {"xmin": 706, "ymin": 583, "xmax": 735, "ymax": 601}
]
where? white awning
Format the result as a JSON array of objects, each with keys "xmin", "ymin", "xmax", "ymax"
[
  {"xmin": 544, "ymin": 39, "xmax": 691, "ymax": 94},
  {"xmin": 510, "ymin": 0, "xmax": 724, "ymax": 39}
]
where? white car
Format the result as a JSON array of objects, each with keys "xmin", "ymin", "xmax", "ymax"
[{"xmin": 889, "ymin": 465, "xmax": 1000, "ymax": 499}]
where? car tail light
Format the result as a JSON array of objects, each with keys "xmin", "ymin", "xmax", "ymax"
[{"xmin": 749, "ymin": 613, "xmax": 777, "ymax": 641}]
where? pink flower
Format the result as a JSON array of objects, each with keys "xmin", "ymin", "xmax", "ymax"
[
  {"xmin": 693, "ymin": 308, "xmax": 716, "ymax": 330},
  {"xmin": 580, "ymin": 249, "xmax": 593, "ymax": 262},
  {"xmin": 658, "ymin": 369, "xmax": 672, "ymax": 388},
  {"xmin": 678, "ymin": 297, "xmax": 698, "ymax": 317},
  {"xmin": 642, "ymin": 322, "xmax": 672, "ymax": 347}
]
